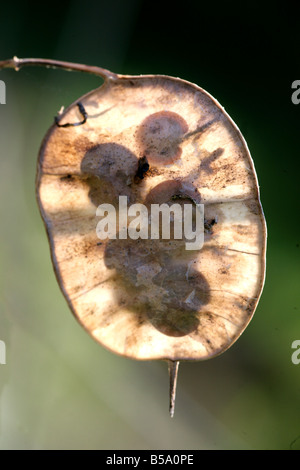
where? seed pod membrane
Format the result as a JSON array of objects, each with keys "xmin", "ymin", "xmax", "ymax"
[{"xmin": 36, "ymin": 72, "xmax": 266, "ymax": 362}]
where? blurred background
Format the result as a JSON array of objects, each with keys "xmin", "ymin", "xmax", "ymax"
[{"xmin": 0, "ymin": 0, "xmax": 299, "ymax": 450}]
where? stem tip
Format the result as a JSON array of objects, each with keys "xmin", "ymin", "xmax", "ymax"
[{"xmin": 168, "ymin": 360, "xmax": 179, "ymax": 418}]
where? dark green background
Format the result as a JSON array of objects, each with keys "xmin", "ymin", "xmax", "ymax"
[{"xmin": 0, "ymin": 0, "xmax": 299, "ymax": 450}]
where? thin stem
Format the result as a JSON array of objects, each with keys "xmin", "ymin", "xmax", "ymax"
[
  {"xmin": 0, "ymin": 56, "xmax": 118, "ymax": 81},
  {"xmin": 168, "ymin": 360, "xmax": 180, "ymax": 418}
]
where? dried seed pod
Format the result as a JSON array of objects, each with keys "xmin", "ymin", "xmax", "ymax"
[{"xmin": 0, "ymin": 58, "xmax": 267, "ymax": 416}]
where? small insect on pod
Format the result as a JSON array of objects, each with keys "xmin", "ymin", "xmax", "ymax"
[{"xmin": 0, "ymin": 57, "xmax": 267, "ymax": 417}]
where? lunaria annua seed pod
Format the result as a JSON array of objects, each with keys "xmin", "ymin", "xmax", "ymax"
[{"xmin": 0, "ymin": 57, "xmax": 267, "ymax": 416}]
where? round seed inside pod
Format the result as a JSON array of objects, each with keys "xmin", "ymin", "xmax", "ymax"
[{"xmin": 137, "ymin": 110, "xmax": 189, "ymax": 166}]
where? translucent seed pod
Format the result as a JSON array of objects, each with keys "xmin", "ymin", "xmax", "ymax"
[{"xmin": 0, "ymin": 57, "xmax": 267, "ymax": 416}]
